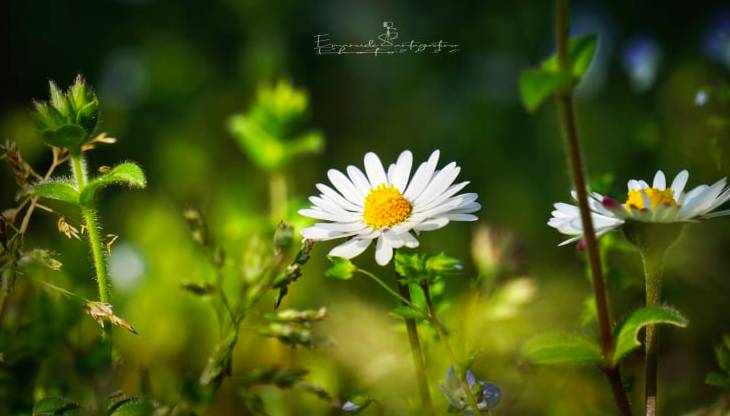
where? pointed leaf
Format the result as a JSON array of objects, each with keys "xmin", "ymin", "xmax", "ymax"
[
  {"xmin": 705, "ymin": 371, "xmax": 730, "ymax": 388},
  {"xmin": 390, "ymin": 305, "xmax": 428, "ymax": 321},
  {"xmin": 107, "ymin": 396, "xmax": 156, "ymax": 416},
  {"xmin": 324, "ymin": 257, "xmax": 356, "ymax": 280},
  {"xmin": 519, "ymin": 69, "xmax": 572, "ymax": 112},
  {"xmin": 522, "ymin": 332, "xmax": 603, "ymax": 365},
  {"xmin": 26, "ymin": 181, "xmax": 79, "ymax": 205},
  {"xmin": 79, "ymin": 162, "xmax": 146, "ymax": 205},
  {"xmin": 612, "ymin": 306, "xmax": 688, "ymax": 365},
  {"xmin": 33, "ymin": 397, "xmax": 80, "ymax": 415},
  {"xmin": 542, "ymin": 34, "xmax": 599, "ymax": 78}
]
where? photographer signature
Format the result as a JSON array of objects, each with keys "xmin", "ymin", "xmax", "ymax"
[{"xmin": 314, "ymin": 22, "xmax": 460, "ymax": 56}]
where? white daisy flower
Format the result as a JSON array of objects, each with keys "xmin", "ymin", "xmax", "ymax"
[
  {"xmin": 548, "ymin": 170, "xmax": 730, "ymax": 246},
  {"xmin": 299, "ymin": 150, "xmax": 480, "ymax": 265}
]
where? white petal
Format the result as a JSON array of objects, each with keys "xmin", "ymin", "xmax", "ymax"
[
  {"xmin": 328, "ymin": 169, "xmax": 364, "ymax": 205},
  {"xmin": 440, "ymin": 213, "xmax": 478, "ymax": 221},
  {"xmin": 364, "ymin": 152, "xmax": 388, "ymax": 187},
  {"xmin": 404, "ymin": 150, "xmax": 440, "ymax": 200},
  {"xmin": 652, "ymin": 171, "xmax": 666, "ymax": 189},
  {"xmin": 375, "ymin": 236, "xmax": 393, "ymax": 265},
  {"xmin": 310, "ymin": 196, "xmax": 354, "ymax": 217},
  {"xmin": 413, "ymin": 217, "xmax": 450, "ymax": 232},
  {"xmin": 316, "ymin": 184, "xmax": 362, "ymax": 212},
  {"xmin": 399, "ymin": 232, "xmax": 419, "ymax": 248},
  {"xmin": 299, "ymin": 208, "xmax": 356, "ymax": 222},
  {"xmin": 329, "ymin": 238, "xmax": 372, "ymax": 259},
  {"xmin": 702, "ymin": 208, "xmax": 730, "ymax": 219},
  {"xmin": 413, "ymin": 181, "xmax": 470, "ymax": 213},
  {"xmin": 670, "ymin": 170, "xmax": 689, "ymax": 197},
  {"xmin": 347, "ymin": 166, "xmax": 371, "ymax": 198},
  {"xmin": 301, "ymin": 225, "xmax": 359, "ymax": 241},
  {"xmin": 391, "ymin": 150, "xmax": 413, "ymax": 192},
  {"xmin": 314, "ymin": 221, "xmax": 369, "ymax": 232},
  {"xmin": 414, "ymin": 162, "xmax": 460, "ymax": 205}
]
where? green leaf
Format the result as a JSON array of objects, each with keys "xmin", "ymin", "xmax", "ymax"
[
  {"xmin": 324, "ymin": 257, "xmax": 356, "ymax": 280},
  {"xmin": 522, "ymin": 332, "xmax": 603, "ymax": 365},
  {"xmin": 107, "ymin": 397, "xmax": 156, "ymax": 416},
  {"xmin": 715, "ymin": 343, "xmax": 730, "ymax": 373},
  {"xmin": 27, "ymin": 181, "xmax": 79, "ymax": 204},
  {"xmin": 705, "ymin": 371, "xmax": 730, "ymax": 388},
  {"xmin": 542, "ymin": 34, "xmax": 599, "ymax": 78},
  {"xmin": 390, "ymin": 305, "xmax": 428, "ymax": 321},
  {"xmin": 519, "ymin": 69, "xmax": 572, "ymax": 112},
  {"xmin": 425, "ymin": 253, "xmax": 463, "ymax": 275},
  {"xmin": 519, "ymin": 34, "xmax": 598, "ymax": 112},
  {"xmin": 79, "ymin": 162, "xmax": 146, "ymax": 205},
  {"xmin": 33, "ymin": 397, "xmax": 81, "ymax": 416},
  {"xmin": 612, "ymin": 306, "xmax": 688, "ymax": 365}
]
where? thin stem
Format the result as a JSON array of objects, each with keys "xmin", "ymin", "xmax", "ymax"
[
  {"xmin": 394, "ymin": 273, "xmax": 434, "ymax": 415},
  {"xmin": 270, "ymin": 172, "xmax": 287, "ymax": 221},
  {"xmin": 71, "ymin": 154, "xmax": 112, "ymax": 345},
  {"xmin": 422, "ymin": 284, "xmax": 481, "ymax": 414},
  {"xmin": 355, "ymin": 268, "xmax": 418, "ymax": 309},
  {"xmin": 641, "ymin": 250, "xmax": 663, "ymax": 416},
  {"xmin": 553, "ymin": 1, "xmax": 632, "ymax": 414}
]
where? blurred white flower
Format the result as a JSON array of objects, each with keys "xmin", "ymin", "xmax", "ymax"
[
  {"xmin": 300, "ymin": 150, "xmax": 479, "ymax": 265},
  {"xmin": 549, "ymin": 170, "xmax": 730, "ymax": 246}
]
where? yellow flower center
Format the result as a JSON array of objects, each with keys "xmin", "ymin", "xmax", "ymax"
[
  {"xmin": 625, "ymin": 188, "xmax": 677, "ymax": 211},
  {"xmin": 363, "ymin": 184, "xmax": 412, "ymax": 228}
]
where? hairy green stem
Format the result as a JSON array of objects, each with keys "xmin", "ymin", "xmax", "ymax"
[
  {"xmin": 394, "ymin": 274, "xmax": 434, "ymax": 415},
  {"xmin": 422, "ymin": 284, "xmax": 481, "ymax": 414},
  {"xmin": 554, "ymin": 1, "xmax": 632, "ymax": 414},
  {"xmin": 71, "ymin": 154, "xmax": 111, "ymax": 342},
  {"xmin": 641, "ymin": 250, "xmax": 663, "ymax": 416}
]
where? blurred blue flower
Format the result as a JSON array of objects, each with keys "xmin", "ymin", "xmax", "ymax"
[
  {"xmin": 621, "ymin": 35, "xmax": 661, "ymax": 92},
  {"xmin": 439, "ymin": 366, "xmax": 500, "ymax": 414},
  {"xmin": 703, "ymin": 11, "xmax": 730, "ymax": 68},
  {"xmin": 696, "ymin": 89, "xmax": 709, "ymax": 107}
]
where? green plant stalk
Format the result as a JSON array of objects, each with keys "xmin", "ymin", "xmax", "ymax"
[
  {"xmin": 422, "ymin": 283, "xmax": 482, "ymax": 414},
  {"xmin": 553, "ymin": 1, "xmax": 632, "ymax": 414},
  {"xmin": 71, "ymin": 154, "xmax": 112, "ymax": 340},
  {"xmin": 641, "ymin": 249, "xmax": 663, "ymax": 416},
  {"xmin": 270, "ymin": 172, "xmax": 287, "ymax": 221},
  {"xmin": 394, "ymin": 273, "xmax": 435, "ymax": 415}
]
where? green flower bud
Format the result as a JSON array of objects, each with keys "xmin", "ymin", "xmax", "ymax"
[
  {"xmin": 273, "ymin": 221, "xmax": 294, "ymax": 253},
  {"xmin": 33, "ymin": 75, "xmax": 99, "ymax": 153}
]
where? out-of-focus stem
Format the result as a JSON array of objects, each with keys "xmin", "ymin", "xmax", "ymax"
[
  {"xmin": 422, "ymin": 284, "xmax": 481, "ymax": 414},
  {"xmin": 270, "ymin": 172, "xmax": 287, "ymax": 221},
  {"xmin": 554, "ymin": 1, "xmax": 632, "ymax": 414},
  {"xmin": 394, "ymin": 274, "xmax": 434, "ymax": 415}
]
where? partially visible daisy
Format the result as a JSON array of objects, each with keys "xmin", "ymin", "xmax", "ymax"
[
  {"xmin": 549, "ymin": 170, "xmax": 730, "ymax": 246},
  {"xmin": 299, "ymin": 150, "xmax": 480, "ymax": 265}
]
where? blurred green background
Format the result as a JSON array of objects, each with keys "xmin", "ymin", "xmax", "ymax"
[{"xmin": 2, "ymin": 0, "xmax": 730, "ymax": 414}]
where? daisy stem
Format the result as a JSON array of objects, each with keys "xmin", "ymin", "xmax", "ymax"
[
  {"xmin": 394, "ymin": 273, "xmax": 435, "ymax": 415},
  {"xmin": 640, "ymin": 249, "xmax": 664, "ymax": 416},
  {"xmin": 554, "ymin": 1, "xmax": 632, "ymax": 414},
  {"xmin": 422, "ymin": 283, "xmax": 482, "ymax": 414},
  {"xmin": 70, "ymin": 153, "xmax": 112, "ymax": 345}
]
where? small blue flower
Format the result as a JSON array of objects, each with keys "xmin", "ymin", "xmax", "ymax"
[{"xmin": 439, "ymin": 366, "xmax": 500, "ymax": 414}]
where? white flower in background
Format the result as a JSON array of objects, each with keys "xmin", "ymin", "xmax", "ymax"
[
  {"xmin": 300, "ymin": 150, "xmax": 480, "ymax": 265},
  {"xmin": 549, "ymin": 170, "xmax": 730, "ymax": 246}
]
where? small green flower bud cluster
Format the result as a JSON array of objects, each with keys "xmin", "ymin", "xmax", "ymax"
[{"xmin": 33, "ymin": 76, "xmax": 99, "ymax": 153}]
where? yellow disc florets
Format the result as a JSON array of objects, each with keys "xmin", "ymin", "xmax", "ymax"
[
  {"xmin": 625, "ymin": 188, "xmax": 677, "ymax": 211},
  {"xmin": 363, "ymin": 184, "xmax": 412, "ymax": 228}
]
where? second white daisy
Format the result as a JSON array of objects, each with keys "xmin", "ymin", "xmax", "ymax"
[
  {"xmin": 300, "ymin": 150, "xmax": 480, "ymax": 265},
  {"xmin": 548, "ymin": 169, "xmax": 730, "ymax": 246}
]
